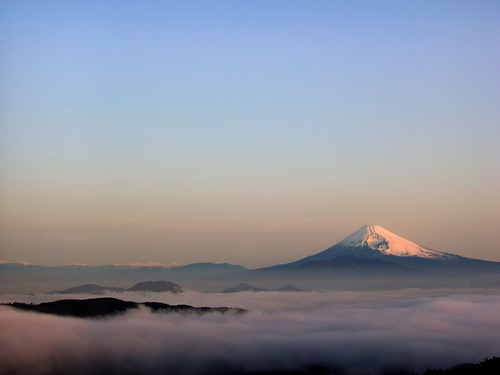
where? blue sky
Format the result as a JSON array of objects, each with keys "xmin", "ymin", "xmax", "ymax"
[{"xmin": 1, "ymin": 1, "xmax": 499, "ymax": 267}]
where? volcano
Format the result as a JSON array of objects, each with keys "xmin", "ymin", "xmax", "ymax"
[
  {"xmin": 256, "ymin": 225, "xmax": 500, "ymax": 276},
  {"xmin": 293, "ymin": 225, "xmax": 460, "ymax": 264}
]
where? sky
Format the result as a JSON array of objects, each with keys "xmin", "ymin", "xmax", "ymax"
[{"xmin": 1, "ymin": 1, "xmax": 499, "ymax": 268}]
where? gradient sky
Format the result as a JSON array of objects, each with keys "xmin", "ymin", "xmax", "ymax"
[{"xmin": 1, "ymin": 1, "xmax": 499, "ymax": 268}]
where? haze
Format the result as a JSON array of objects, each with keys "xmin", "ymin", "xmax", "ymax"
[
  {"xmin": 2, "ymin": 290, "xmax": 500, "ymax": 374},
  {"xmin": 1, "ymin": 1, "xmax": 499, "ymax": 268}
]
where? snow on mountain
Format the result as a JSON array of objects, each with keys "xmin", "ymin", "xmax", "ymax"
[
  {"xmin": 291, "ymin": 225, "xmax": 461, "ymax": 265},
  {"xmin": 338, "ymin": 225, "xmax": 453, "ymax": 259}
]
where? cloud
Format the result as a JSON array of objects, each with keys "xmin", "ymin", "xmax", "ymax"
[{"xmin": 1, "ymin": 291, "xmax": 499, "ymax": 374}]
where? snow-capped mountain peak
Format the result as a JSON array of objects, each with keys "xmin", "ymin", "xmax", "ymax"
[{"xmin": 338, "ymin": 225, "xmax": 450, "ymax": 259}]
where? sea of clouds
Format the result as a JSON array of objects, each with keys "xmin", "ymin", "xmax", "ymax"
[{"xmin": 1, "ymin": 290, "xmax": 499, "ymax": 374}]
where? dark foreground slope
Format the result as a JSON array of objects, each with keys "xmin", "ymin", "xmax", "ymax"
[
  {"xmin": 423, "ymin": 356, "xmax": 500, "ymax": 375},
  {"xmin": 243, "ymin": 357, "xmax": 500, "ymax": 375},
  {"xmin": 5, "ymin": 297, "xmax": 245, "ymax": 318}
]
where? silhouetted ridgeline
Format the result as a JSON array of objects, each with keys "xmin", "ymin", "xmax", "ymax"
[
  {"xmin": 423, "ymin": 357, "xmax": 500, "ymax": 375},
  {"xmin": 5, "ymin": 297, "xmax": 246, "ymax": 318},
  {"xmin": 49, "ymin": 280, "xmax": 183, "ymax": 294},
  {"xmin": 230, "ymin": 357, "xmax": 500, "ymax": 375}
]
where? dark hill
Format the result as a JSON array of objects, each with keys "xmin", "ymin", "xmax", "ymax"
[
  {"xmin": 424, "ymin": 357, "xmax": 500, "ymax": 375},
  {"xmin": 6, "ymin": 297, "xmax": 245, "ymax": 318}
]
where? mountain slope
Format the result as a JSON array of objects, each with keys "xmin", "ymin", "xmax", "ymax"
[
  {"xmin": 257, "ymin": 225, "xmax": 500, "ymax": 275},
  {"xmin": 294, "ymin": 225, "xmax": 461, "ymax": 265}
]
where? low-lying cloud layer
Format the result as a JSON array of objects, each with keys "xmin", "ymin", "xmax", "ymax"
[{"xmin": 1, "ymin": 291, "xmax": 499, "ymax": 375}]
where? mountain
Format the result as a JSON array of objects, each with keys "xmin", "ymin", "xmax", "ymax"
[
  {"xmin": 114, "ymin": 262, "xmax": 248, "ymax": 281},
  {"xmin": 245, "ymin": 225, "xmax": 500, "ymax": 289},
  {"xmin": 222, "ymin": 283, "xmax": 266, "ymax": 293},
  {"xmin": 172, "ymin": 262, "xmax": 247, "ymax": 273},
  {"xmin": 50, "ymin": 280, "xmax": 183, "ymax": 294},
  {"xmin": 5, "ymin": 297, "xmax": 246, "ymax": 318},
  {"xmin": 275, "ymin": 284, "xmax": 303, "ymax": 292},
  {"xmin": 267, "ymin": 224, "xmax": 499, "ymax": 270},
  {"xmin": 222, "ymin": 283, "xmax": 304, "ymax": 293},
  {"xmin": 127, "ymin": 281, "xmax": 182, "ymax": 293},
  {"xmin": 299, "ymin": 225, "xmax": 458, "ymax": 261},
  {"xmin": 0, "ymin": 262, "xmax": 248, "ymax": 294},
  {"xmin": 50, "ymin": 284, "xmax": 125, "ymax": 294},
  {"xmin": 3, "ymin": 226, "xmax": 499, "ymax": 293}
]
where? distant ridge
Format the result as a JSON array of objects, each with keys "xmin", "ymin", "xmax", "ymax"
[
  {"xmin": 222, "ymin": 283, "xmax": 303, "ymax": 293},
  {"xmin": 50, "ymin": 280, "xmax": 183, "ymax": 295},
  {"xmin": 50, "ymin": 284, "xmax": 125, "ymax": 294},
  {"xmin": 127, "ymin": 280, "xmax": 182, "ymax": 293},
  {"xmin": 2, "ymin": 227, "xmax": 500, "ymax": 293},
  {"xmin": 222, "ymin": 283, "xmax": 266, "ymax": 293},
  {"xmin": 0, "ymin": 261, "xmax": 247, "ymax": 274},
  {"xmin": 0, "ymin": 262, "xmax": 248, "ymax": 293}
]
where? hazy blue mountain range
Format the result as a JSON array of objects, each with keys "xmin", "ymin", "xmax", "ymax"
[
  {"xmin": 0, "ymin": 262, "xmax": 247, "ymax": 293},
  {"xmin": 2, "ymin": 225, "xmax": 499, "ymax": 293}
]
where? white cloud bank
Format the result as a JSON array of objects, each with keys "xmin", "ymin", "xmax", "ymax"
[{"xmin": 1, "ymin": 291, "xmax": 499, "ymax": 374}]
